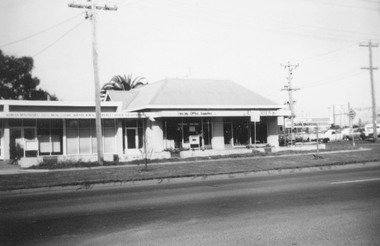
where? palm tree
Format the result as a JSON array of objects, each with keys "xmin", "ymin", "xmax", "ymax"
[{"xmin": 100, "ymin": 74, "xmax": 147, "ymax": 100}]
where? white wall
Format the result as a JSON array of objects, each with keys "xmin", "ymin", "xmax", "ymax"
[
  {"xmin": 116, "ymin": 119, "xmax": 123, "ymax": 156},
  {"xmin": 211, "ymin": 117, "xmax": 225, "ymax": 150},
  {"xmin": 145, "ymin": 119, "xmax": 164, "ymax": 153},
  {"xmin": 2, "ymin": 119, "xmax": 10, "ymax": 160},
  {"xmin": 267, "ymin": 117, "xmax": 279, "ymax": 147}
]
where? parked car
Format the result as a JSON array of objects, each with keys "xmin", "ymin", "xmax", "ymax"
[
  {"xmin": 342, "ymin": 128, "xmax": 364, "ymax": 141},
  {"xmin": 295, "ymin": 132, "xmax": 309, "ymax": 142},
  {"xmin": 308, "ymin": 129, "xmax": 342, "ymax": 143},
  {"xmin": 362, "ymin": 123, "xmax": 380, "ymax": 139},
  {"xmin": 308, "ymin": 131, "xmax": 329, "ymax": 143}
]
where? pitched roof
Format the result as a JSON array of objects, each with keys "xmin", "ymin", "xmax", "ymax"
[{"xmin": 106, "ymin": 79, "xmax": 281, "ymax": 111}]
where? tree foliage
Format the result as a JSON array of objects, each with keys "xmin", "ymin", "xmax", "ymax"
[
  {"xmin": 100, "ymin": 74, "xmax": 147, "ymax": 100},
  {"xmin": 0, "ymin": 50, "xmax": 58, "ymax": 100}
]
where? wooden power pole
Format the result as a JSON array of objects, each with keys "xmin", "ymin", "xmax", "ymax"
[
  {"xmin": 281, "ymin": 62, "xmax": 299, "ymax": 145},
  {"xmin": 69, "ymin": 1, "xmax": 117, "ymax": 165},
  {"xmin": 360, "ymin": 41, "xmax": 378, "ymax": 142}
]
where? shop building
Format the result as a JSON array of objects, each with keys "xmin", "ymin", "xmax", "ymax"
[{"xmin": 0, "ymin": 79, "xmax": 290, "ymax": 167}]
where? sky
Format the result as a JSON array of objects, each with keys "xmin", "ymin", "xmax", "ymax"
[{"xmin": 1, "ymin": 0, "xmax": 379, "ymax": 126}]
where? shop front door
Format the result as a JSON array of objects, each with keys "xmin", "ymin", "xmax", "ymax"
[{"xmin": 125, "ymin": 128, "xmax": 138, "ymax": 149}]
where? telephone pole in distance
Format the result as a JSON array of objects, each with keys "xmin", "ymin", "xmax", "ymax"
[
  {"xmin": 281, "ymin": 61, "xmax": 299, "ymax": 145},
  {"xmin": 68, "ymin": 1, "xmax": 118, "ymax": 165},
  {"xmin": 360, "ymin": 40, "xmax": 378, "ymax": 142}
]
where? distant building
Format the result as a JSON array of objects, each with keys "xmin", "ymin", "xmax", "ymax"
[{"xmin": 0, "ymin": 79, "xmax": 290, "ymax": 167}]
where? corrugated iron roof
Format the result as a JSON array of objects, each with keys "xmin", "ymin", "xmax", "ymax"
[{"xmin": 106, "ymin": 79, "xmax": 281, "ymax": 111}]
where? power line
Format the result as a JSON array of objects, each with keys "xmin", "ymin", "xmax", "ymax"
[
  {"xmin": 32, "ymin": 19, "xmax": 86, "ymax": 57},
  {"xmin": 304, "ymin": 0, "xmax": 380, "ymax": 11},
  {"xmin": 0, "ymin": 13, "xmax": 83, "ymax": 48},
  {"xmin": 299, "ymin": 44, "xmax": 357, "ymax": 64},
  {"xmin": 143, "ymin": 0, "xmax": 379, "ymax": 43},
  {"xmin": 299, "ymin": 71, "xmax": 365, "ymax": 89}
]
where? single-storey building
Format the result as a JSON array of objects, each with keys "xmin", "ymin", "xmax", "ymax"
[{"xmin": 0, "ymin": 79, "xmax": 290, "ymax": 167}]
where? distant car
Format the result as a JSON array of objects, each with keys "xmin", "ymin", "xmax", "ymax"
[
  {"xmin": 342, "ymin": 128, "xmax": 364, "ymax": 141},
  {"xmin": 295, "ymin": 132, "xmax": 309, "ymax": 142},
  {"xmin": 362, "ymin": 123, "xmax": 380, "ymax": 139},
  {"xmin": 308, "ymin": 131, "xmax": 329, "ymax": 143}
]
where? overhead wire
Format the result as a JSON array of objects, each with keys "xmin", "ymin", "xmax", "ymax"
[
  {"xmin": 304, "ymin": 0, "xmax": 380, "ymax": 12},
  {"xmin": 142, "ymin": 0, "xmax": 379, "ymax": 43},
  {"xmin": 299, "ymin": 44, "xmax": 357, "ymax": 64},
  {"xmin": 32, "ymin": 18, "xmax": 87, "ymax": 57},
  {"xmin": 0, "ymin": 13, "xmax": 83, "ymax": 48},
  {"xmin": 299, "ymin": 70, "xmax": 366, "ymax": 89}
]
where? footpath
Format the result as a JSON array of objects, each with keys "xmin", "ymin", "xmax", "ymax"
[{"xmin": 1, "ymin": 142, "xmax": 380, "ymax": 194}]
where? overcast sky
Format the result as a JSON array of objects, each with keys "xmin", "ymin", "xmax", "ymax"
[{"xmin": 1, "ymin": 0, "xmax": 379, "ymax": 125}]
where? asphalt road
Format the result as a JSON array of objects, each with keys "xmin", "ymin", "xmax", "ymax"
[{"xmin": 1, "ymin": 164, "xmax": 380, "ymax": 246}]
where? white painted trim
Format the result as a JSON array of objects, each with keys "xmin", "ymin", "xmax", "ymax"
[
  {"xmin": 128, "ymin": 104, "xmax": 285, "ymax": 111},
  {"xmin": 0, "ymin": 100, "xmax": 121, "ymax": 107}
]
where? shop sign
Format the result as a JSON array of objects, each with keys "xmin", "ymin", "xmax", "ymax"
[
  {"xmin": 260, "ymin": 110, "xmax": 290, "ymax": 116},
  {"xmin": 163, "ymin": 110, "xmax": 251, "ymax": 117},
  {"xmin": 0, "ymin": 112, "xmax": 146, "ymax": 119},
  {"xmin": 177, "ymin": 111, "xmax": 214, "ymax": 117},
  {"xmin": 250, "ymin": 111, "xmax": 260, "ymax": 122}
]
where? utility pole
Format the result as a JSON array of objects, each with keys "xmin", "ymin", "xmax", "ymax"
[
  {"xmin": 281, "ymin": 61, "xmax": 299, "ymax": 145},
  {"xmin": 333, "ymin": 104, "xmax": 336, "ymax": 126},
  {"xmin": 360, "ymin": 40, "xmax": 378, "ymax": 142},
  {"xmin": 69, "ymin": 1, "xmax": 117, "ymax": 165}
]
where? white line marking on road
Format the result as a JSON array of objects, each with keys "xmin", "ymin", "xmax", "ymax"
[{"xmin": 331, "ymin": 178, "xmax": 380, "ymax": 185}]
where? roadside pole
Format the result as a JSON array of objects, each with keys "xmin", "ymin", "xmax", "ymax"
[
  {"xmin": 360, "ymin": 41, "xmax": 378, "ymax": 142},
  {"xmin": 348, "ymin": 106, "xmax": 356, "ymax": 147},
  {"xmin": 254, "ymin": 121, "xmax": 257, "ymax": 148},
  {"xmin": 68, "ymin": 1, "xmax": 117, "ymax": 165},
  {"xmin": 281, "ymin": 62, "xmax": 299, "ymax": 146},
  {"xmin": 316, "ymin": 124, "xmax": 319, "ymax": 154}
]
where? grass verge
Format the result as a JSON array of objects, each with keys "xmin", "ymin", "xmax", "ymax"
[{"xmin": 1, "ymin": 141, "xmax": 379, "ymax": 191}]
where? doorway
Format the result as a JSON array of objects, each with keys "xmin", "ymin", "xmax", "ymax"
[{"xmin": 125, "ymin": 128, "xmax": 138, "ymax": 150}]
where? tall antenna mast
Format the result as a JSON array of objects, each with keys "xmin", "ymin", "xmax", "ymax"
[{"xmin": 281, "ymin": 61, "xmax": 299, "ymax": 145}]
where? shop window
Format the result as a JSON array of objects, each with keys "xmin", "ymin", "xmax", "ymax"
[
  {"xmin": 223, "ymin": 117, "xmax": 250, "ymax": 147},
  {"xmin": 66, "ymin": 119, "xmax": 79, "ymax": 155},
  {"xmin": 23, "ymin": 119, "xmax": 36, "ymax": 127},
  {"xmin": 251, "ymin": 118, "xmax": 267, "ymax": 144},
  {"xmin": 164, "ymin": 118, "xmax": 182, "ymax": 149},
  {"xmin": 79, "ymin": 119, "xmax": 91, "ymax": 154},
  {"xmin": 66, "ymin": 119, "xmax": 116, "ymax": 155},
  {"xmin": 233, "ymin": 120, "xmax": 249, "ymax": 146},
  {"xmin": 163, "ymin": 117, "xmax": 212, "ymax": 149},
  {"xmin": 103, "ymin": 119, "xmax": 116, "ymax": 153},
  {"xmin": 223, "ymin": 122, "xmax": 233, "ymax": 146},
  {"xmin": 37, "ymin": 119, "xmax": 63, "ymax": 156},
  {"xmin": 9, "ymin": 119, "xmax": 22, "ymax": 127},
  {"xmin": 9, "ymin": 120, "xmax": 41, "ymax": 158},
  {"xmin": 91, "ymin": 120, "xmax": 97, "ymax": 154},
  {"xmin": 24, "ymin": 127, "xmax": 37, "ymax": 157},
  {"xmin": 202, "ymin": 119, "xmax": 212, "ymax": 148},
  {"xmin": 10, "ymin": 128, "xmax": 23, "ymax": 157}
]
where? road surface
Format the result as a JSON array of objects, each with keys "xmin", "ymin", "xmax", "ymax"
[{"xmin": 1, "ymin": 164, "xmax": 380, "ymax": 245}]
